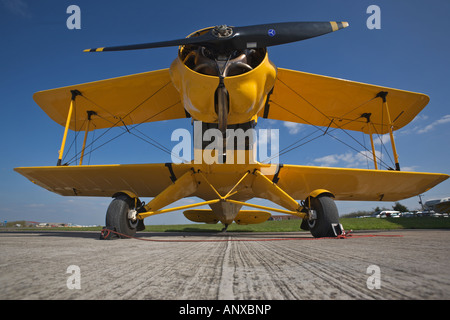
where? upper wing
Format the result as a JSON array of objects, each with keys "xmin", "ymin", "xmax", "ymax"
[
  {"xmin": 33, "ymin": 69, "xmax": 187, "ymax": 131},
  {"xmin": 259, "ymin": 68, "xmax": 429, "ymax": 134}
]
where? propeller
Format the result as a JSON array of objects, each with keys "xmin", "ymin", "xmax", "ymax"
[{"xmin": 84, "ymin": 21, "xmax": 349, "ymax": 53}]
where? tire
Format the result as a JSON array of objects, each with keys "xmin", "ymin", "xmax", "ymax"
[
  {"xmin": 307, "ymin": 195, "xmax": 340, "ymax": 238},
  {"xmin": 105, "ymin": 195, "xmax": 137, "ymax": 239}
]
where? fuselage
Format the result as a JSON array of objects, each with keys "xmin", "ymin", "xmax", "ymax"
[{"xmin": 168, "ymin": 28, "xmax": 279, "ymax": 224}]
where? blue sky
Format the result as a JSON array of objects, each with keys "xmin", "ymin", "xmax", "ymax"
[{"xmin": 1, "ymin": 0, "xmax": 449, "ymax": 225}]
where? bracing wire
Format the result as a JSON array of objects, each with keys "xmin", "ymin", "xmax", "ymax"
[
  {"xmin": 261, "ymin": 82, "xmax": 395, "ymax": 170},
  {"xmin": 63, "ymin": 85, "xmax": 188, "ymax": 165},
  {"xmin": 61, "ymin": 77, "xmax": 398, "ymax": 170}
]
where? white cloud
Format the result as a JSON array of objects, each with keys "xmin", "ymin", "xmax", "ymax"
[
  {"xmin": 355, "ymin": 150, "xmax": 380, "ymax": 165},
  {"xmin": 417, "ymin": 115, "xmax": 450, "ymax": 134},
  {"xmin": 313, "ymin": 150, "xmax": 382, "ymax": 168},
  {"xmin": 400, "ymin": 166, "xmax": 418, "ymax": 172},
  {"xmin": 313, "ymin": 154, "xmax": 339, "ymax": 166},
  {"xmin": 373, "ymin": 133, "xmax": 390, "ymax": 146},
  {"xmin": 314, "ymin": 152, "xmax": 355, "ymax": 167},
  {"xmin": 411, "ymin": 114, "xmax": 429, "ymax": 123},
  {"xmin": 283, "ymin": 121, "xmax": 303, "ymax": 134}
]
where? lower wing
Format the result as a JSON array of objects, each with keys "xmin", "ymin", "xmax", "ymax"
[
  {"xmin": 275, "ymin": 164, "xmax": 448, "ymax": 201},
  {"xmin": 14, "ymin": 163, "xmax": 448, "ymax": 202},
  {"xmin": 14, "ymin": 163, "xmax": 193, "ymax": 197}
]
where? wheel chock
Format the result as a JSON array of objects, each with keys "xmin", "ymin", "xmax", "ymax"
[{"xmin": 331, "ymin": 223, "xmax": 344, "ymax": 237}]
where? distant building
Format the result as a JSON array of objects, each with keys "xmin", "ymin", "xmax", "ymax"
[{"xmin": 37, "ymin": 222, "xmax": 68, "ymax": 227}]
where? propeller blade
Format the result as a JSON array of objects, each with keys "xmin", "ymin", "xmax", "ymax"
[
  {"xmin": 228, "ymin": 21, "xmax": 349, "ymax": 50},
  {"xmin": 83, "ymin": 32, "xmax": 216, "ymax": 53},
  {"xmin": 83, "ymin": 21, "xmax": 349, "ymax": 53}
]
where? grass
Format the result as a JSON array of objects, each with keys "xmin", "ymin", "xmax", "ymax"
[
  {"xmin": 3, "ymin": 217, "xmax": 450, "ymax": 233},
  {"xmin": 340, "ymin": 217, "xmax": 450, "ymax": 231},
  {"xmin": 144, "ymin": 217, "xmax": 450, "ymax": 232},
  {"xmin": 146, "ymin": 219, "xmax": 302, "ymax": 233}
]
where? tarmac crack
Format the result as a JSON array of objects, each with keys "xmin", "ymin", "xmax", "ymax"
[{"xmin": 217, "ymin": 236, "xmax": 234, "ymax": 299}]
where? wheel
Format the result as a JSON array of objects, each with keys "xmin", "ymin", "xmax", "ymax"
[
  {"xmin": 306, "ymin": 195, "xmax": 340, "ymax": 238},
  {"xmin": 104, "ymin": 195, "xmax": 138, "ymax": 239}
]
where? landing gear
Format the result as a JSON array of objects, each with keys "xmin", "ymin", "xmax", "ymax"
[
  {"xmin": 101, "ymin": 194, "xmax": 144, "ymax": 240},
  {"xmin": 302, "ymin": 194, "xmax": 340, "ymax": 238}
]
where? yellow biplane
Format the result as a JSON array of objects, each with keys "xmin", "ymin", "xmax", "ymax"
[{"xmin": 14, "ymin": 22, "xmax": 449, "ymax": 238}]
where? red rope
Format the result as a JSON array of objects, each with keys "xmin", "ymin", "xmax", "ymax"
[{"xmin": 100, "ymin": 228, "xmax": 403, "ymax": 242}]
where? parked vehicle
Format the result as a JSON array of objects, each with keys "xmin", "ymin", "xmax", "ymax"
[
  {"xmin": 401, "ymin": 212, "xmax": 416, "ymax": 218},
  {"xmin": 371, "ymin": 210, "xmax": 400, "ymax": 218}
]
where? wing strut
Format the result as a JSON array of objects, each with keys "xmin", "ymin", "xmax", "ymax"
[
  {"xmin": 376, "ymin": 91, "xmax": 401, "ymax": 171},
  {"xmin": 368, "ymin": 123, "xmax": 378, "ymax": 170},
  {"xmin": 361, "ymin": 112, "xmax": 379, "ymax": 170},
  {"xmin": 79, "ymin": 111, "xmax": 97, "ymax": 165},
  {"xmin": 57, "ymin": 90, "xmax": 81, "ymax": 166}
]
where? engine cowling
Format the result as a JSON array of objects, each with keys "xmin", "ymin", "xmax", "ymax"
[{"xmin": 169, "ymin": 27, "xmax": 277, "ymax": 126}]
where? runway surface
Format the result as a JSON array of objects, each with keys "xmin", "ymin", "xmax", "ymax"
[{"xmin": 1, "ymin": 229, "xmax": 449, "ymax": 300}]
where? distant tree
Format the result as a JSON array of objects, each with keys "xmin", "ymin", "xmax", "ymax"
[
  {"xmin": 392, "ymin": 202, "xmax": 408, "ymax": 212},
  {"xmin": 373, "ymin": 206, "xmax": 389, "ymax": 213}
]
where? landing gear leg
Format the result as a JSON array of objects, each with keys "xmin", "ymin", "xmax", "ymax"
[{"xmin": 220, "ymin": 224, "xmax": 229, "ymax": 233}]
